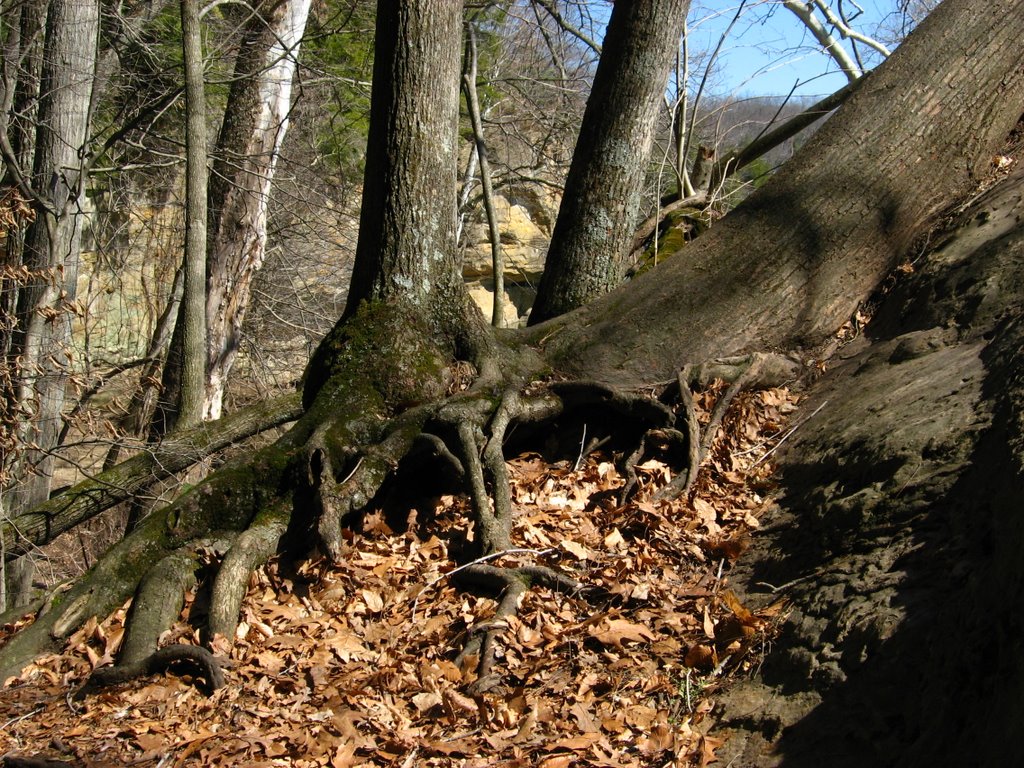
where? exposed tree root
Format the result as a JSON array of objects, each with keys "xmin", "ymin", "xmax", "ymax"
[
  {"xmin": 309, "ymin": 403, "xmax": 438, "ymax": 562},
  {"xmin": 454, "ymin": 562, "xmax": 585, "ymax": 694},
  {"xmin": 0, "ymin": 437, "xmax": 294, "ymax": 681},
  {"xmin": 2, "ymin": 755, "xmax": 79, "ymax": 767},
  {"xmin": 209, "ymin": 503, "xmax": 290, "ymax": 642},
  {"xmin": 82, "ymin": 642, "xmax": 223, "ymax": 694},
  {"xmin": 118, "ymin": 538, "xmax": 231, "ymax": 667},
  {"xmin": 620, "ymin": 426, "xmax": 690, "ymax": 503},
  {"xmin": 0, "ymin": 392, "xmax": 302, "ymax": 559},
  {"xmin": 0, "ymin": 317, "xmax": 800, "ymax": 699},
  {"xmin": 653, "ymin": 354, "xmax": 799, "ymax": 501}
]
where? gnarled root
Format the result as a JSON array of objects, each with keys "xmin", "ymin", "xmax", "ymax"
[
  {"xmin": 454, "ymin": 562, "xmax": 584, "ymax": 694},
  {"xmin": 307, "ymin": 403, "xmax": 438, "ymax": 561},
  {"xmin": 82, "ymin": 642, "xmax": 223, "ymax": 694},
  {"xmin": 117, "ymin": 537, "xmax": 233, "ymax": 668},
  {"xmin": 208, "ymin": 503, "xmax": 290, "ymax": 643}
]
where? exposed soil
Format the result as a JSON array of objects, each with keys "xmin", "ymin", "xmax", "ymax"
[{"xmin": 713, "ymin": 165, "xmax": 1024, "ymax": 765}]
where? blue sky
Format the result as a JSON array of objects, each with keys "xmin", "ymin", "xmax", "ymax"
[{"xmin": 684, "ymin": 1, "xmax": 905, "ymax": 99}]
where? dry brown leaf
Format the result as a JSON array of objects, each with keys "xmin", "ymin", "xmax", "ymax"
[
  {"xmin": 560, "ymin": 539, "xmax": 594, "ymax": 560},
  {"xmin": 588, "ymin": 618, "xmax": 656, "ymax": 647}
]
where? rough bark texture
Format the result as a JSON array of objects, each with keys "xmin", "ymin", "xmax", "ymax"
[
  {"xmin": 204, "ymin": 0, "xmax": 311, "ymax": 420},
  {"xmin": 712, "ymin": 158, "xmax": 1024, "ymax": 767},
  {"xmin": 3, "ymin": 0, "xmax": 99, "ymax": 610},
  {"xmin": 175, "ymin": 0, "xmax": 208, "ymax": 431},
  {"xmin": 529, "ymin": 0, "xmax": 689, "ymax": 324},
  {"xmin": 538, "ymin": 0, "xmax": 1024, "ymax": 387},
  {"xmin": 343, "ymin": 0, "xmax": 464, "ymax": 325},
  {"xmin": 8, "ymin": 0, "xmax": 99, "ymax": 514}
]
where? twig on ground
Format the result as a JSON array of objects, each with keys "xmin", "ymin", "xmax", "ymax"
[{"xmin": 751, "ymin": 400, "xmax": 828, "ymax": 468}]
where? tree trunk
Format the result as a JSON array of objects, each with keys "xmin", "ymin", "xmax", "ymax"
[
  {"xmin": 528, "ymin": 0, "xmax": 689, "ymax": 324},
  {"xmin": 3, "ymin": 5, "xmax": 1024, "ymax": 762},
  {"xmin": 4, "ymin": 0, "xmax": 99, "ymax": 608},
  {"xmin": 343, "ymin": 0, "xmax": 464, "ymax": 320},
  {"xmin": 174, "ymin": 0, "xmax": 208, "ymax": 431},
  {"xmin": 538, "ymin": 0, "xmax": 1024, "ymax": 387},
  {"xmin": 203, "ymin": 0, "xmax": 312, "ymax": 420}
]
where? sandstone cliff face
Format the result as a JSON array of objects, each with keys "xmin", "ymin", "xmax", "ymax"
[{"xmin": 461, "ymin": 187, "xmax": 558, "ymax": 327}]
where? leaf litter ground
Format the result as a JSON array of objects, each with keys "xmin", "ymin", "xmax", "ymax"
[{"xmin": 0, "ymin": 384, "xmax": 800, "ymax": 767}]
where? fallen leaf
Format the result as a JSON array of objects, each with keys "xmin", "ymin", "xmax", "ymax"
[
  {"xmin": 560, "ymin": 539, "xmax": 594, "ymax": 560},
  {"xmin": 588, "ymin": 618, "xmax": 655, "ymax": 647}
]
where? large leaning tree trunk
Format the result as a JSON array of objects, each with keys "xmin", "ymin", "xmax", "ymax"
[
  {"xmin": 0, "ymin": 8, "xmax": 1022, "ymax": 765},
  {"xmin": 528, "ymin": 0, "xmax": 689, "ymax": 324},
  {"xmin": 203, "ymin": 0, "xmax": 312, "ymax": 420},
  {"xmin": 2, "ymin": 0, "xmax": 99, "ymax": 609},
  {"xmin": 534, "ymin": 0, "xmax": 1024, "ymax": 386}
]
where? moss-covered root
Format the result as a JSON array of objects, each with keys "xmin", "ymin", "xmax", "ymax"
[
  {"xmin": 0, "ymin": 443, "xmax": 289, "ymax": 682},
  {"xmin": 208, "ymin": 502, "xmax": 291, "ymax": 643},
  {"xmin": 0, "ymin": 508, "xmax": 171, "ymax": 682},
  {"xmin": 118, "ymin": 537, "xmax": 234, "ymax": 668},
  {"xmin": 310, "ymin": 404, "xmax": 437, "ymax": 561}
]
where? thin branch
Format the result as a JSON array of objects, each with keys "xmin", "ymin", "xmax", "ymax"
[
  {"xmin": 783, "ymin": 0, "xmax": 862, "ymax": 81},
  {"xmin": 710, "ymin": 75, "xmax": 865, "ymax": 188},
  {"xmin": 531, "ymin": 0, "xmax": 602, "ymax": 56}
]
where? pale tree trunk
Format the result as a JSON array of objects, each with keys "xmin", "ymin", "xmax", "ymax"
[
  {"xmin": 203, "ymin": 0, "xmax": 312, "ymax": 420},
  {"xmin": 0, "ymin": 0, "xmax": 46, "ymax": 465},
  {"xmin": 3, "ymin": 0, "xmax": 98, "ymax": 609},
  {"xmin": 783, "ymin": 0, "xmax": 863, "ymax": 81},
  {"xmin": 528, "ymin": 0, "xmax": 689, "ymax": 324}
]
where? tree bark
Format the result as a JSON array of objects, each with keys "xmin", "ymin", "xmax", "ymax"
[
  {"xmin": 343, "ymin": 0, "xmax": 464, "ymax": 322},
  {"xmin": 174, "ymin": 0, "xmax": 208, "ymax": 431},
  {"xmin": 713, "ymin": 153, "xmax": 1024, "ymax": 768},
  {"xmin": 528, "ymin": 0, "xmax": 689, "ymax": 324},
  {"xmin": 4, "ymin": 0, "xmax": 99, "ymax": 608},
  {"xmin": 203, "ymin": 0, "xmax": 312, "ymax": 420},
  {"xmin": 538, "ymin": 0, "xmax": 1024, "ymax": 387}
]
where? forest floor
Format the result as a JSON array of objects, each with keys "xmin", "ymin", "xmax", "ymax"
[{"xmin": 0, "ymin": 380, "xmax": 804, "ymax": 767}]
